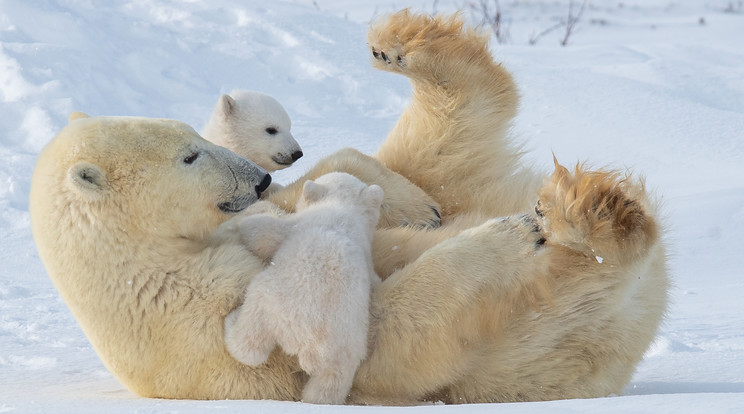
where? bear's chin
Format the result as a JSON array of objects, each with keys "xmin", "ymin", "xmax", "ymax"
[{"xmin": 218, "ymin": 195, "xmax": 257, "ymax": 214}]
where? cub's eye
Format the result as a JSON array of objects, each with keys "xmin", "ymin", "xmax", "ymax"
[
  {"xmin": 265, "ymin": 127, "xmax": 278, "ymax": 135},
  {"xmin": 183, "ymin": 152, "xmax": 199, "ymax": 165}
]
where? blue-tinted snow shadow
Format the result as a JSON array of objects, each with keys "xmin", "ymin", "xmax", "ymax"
[{"xmin": 626, "ymin": 382, "xmax": 744, "ymax": 395}]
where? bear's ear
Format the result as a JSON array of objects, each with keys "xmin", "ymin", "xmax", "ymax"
[
  {"xmin": 363, "ymin": 184, "xmax": 384, "ymax": 208},
  {"xmin": 301, "ymin": 180, "xmax": 328, "ymax": 203},
  {"xmin": 218, "ymin": 94, "xmax": 237, "ymax": 119},
  {"xmin": 68, "ymin": 162, "xmax": 108, "ymax": 196},
  {"xmin": 68, "ymin": 112, "xmax": 90, "ymax": 123}
]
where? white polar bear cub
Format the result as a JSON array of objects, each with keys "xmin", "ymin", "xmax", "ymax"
[
  {"xmin": 224, "ymin": 172, "xmax": 383, "ymax": 405},
  {"xmin": 201, "ymin": 90, "xmax": 303, "ymax": 173}
]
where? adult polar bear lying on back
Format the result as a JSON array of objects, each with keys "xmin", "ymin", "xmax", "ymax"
[{"xmin": 29, "ymin": 10, "xmax": 668, "ymax": 405}]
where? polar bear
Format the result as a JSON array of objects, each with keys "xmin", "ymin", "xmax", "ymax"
[
  {"xmin": 225, "ymin": 172, "xmax": 383, "ymax": 404},
  {"xmin": 201, "ymin": 90, "xmax": 303, "ymax": 173},
  {"xmin": 30, "ymin": 112, "xmax": 438, "ymax": 401},
  {"xmin": 30, "ymin": 10, "xmax": 669, "ymax": 405}
]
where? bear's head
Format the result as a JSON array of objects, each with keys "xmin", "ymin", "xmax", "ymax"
[
  {"xmin": 29, "ymin": 113, "xmax": 274, "ymax": 397},
  {"xmin": 298, "ymin": 172, "xmax": 384, "ymax": 227},
  {"xmin": 31, "ymin": 113, "xmax": 271, "ymax": 264},
  {"xmin": 210, "ymin": 91, "xmax": 303, "ymax": 172}
]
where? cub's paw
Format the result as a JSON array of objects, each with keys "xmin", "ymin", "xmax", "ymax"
[
  {"xmin": 537, "ymin": 159, "xmax": 659, "ymax": 264},
  {"xmin": 367, "ymin": 10, "xmax": 487, "ymax": 78}
]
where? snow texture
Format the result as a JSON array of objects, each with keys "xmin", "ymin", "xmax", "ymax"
[{"xmin": 1, "ymin": 0, "xmax": 743, "ymax": 412}]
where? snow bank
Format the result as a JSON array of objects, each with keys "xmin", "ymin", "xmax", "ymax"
[{"xmin": 1, "ymin": 1, "xmax": 742, "ymax": 412}]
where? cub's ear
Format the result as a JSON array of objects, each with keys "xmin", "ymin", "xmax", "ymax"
[
  {"xmin": 218, "ymin": 94, "xmax": 237, "ymax": 119},
  {"xmin": 363, "ymin": 184, "xmax": 384, "ymax": 207},
  {"xmin": 301, "ymin": 180, "xmax": 328, "ymax": 203},
  {"xmin": 68, "ymin": 162, "xmax": 108, "ymax": 196},
  {"xmin": 68, "ymin": 112, "xmax": 90, "ymax": 123}
]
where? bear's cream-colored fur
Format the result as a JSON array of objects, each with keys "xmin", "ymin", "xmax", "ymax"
[
  {"xmin": 225, "ymin": 172, "xmax": 382, "ymax": 404},
  {"xmin": 201, "ymin": 90, "xmax": 303, "ymax": 173},
  {"xmin": 30, "ymin": 10, "xmax": 669, "ymax": 405},
  {"xmin": 30, "ymin": 111, "xmax": 437, "ymax": 400}
]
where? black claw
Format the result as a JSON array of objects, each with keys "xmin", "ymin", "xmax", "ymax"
[
  {"xmin": 372, "ymin": 48, "xmax": 380, "ymax": 59},
  {"xmin": 429, "ymin": 207, "xmax": 442, "ymax": 228},
  {"xmin": 430, "ymin": 206, "xmax": 441, "ymax": 221},
  {"xmin": 397, "ymin": 55, "xmax": 403, "ymax": 65},
  {"xmin": 535, "ymin": 200, "xmax": 544, "ymax": 217},
  {"xmin": 380, "ymin": 51, "xmax": 391, "ymax": 64},
  {"xmin": 536, "ymin": 237, "xmax": 547, "ymax": 246}
]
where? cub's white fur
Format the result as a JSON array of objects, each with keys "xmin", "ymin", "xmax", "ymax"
[
  {"xmin": 202, "ymin": 90, "xmax": 303, "ymax": 173},
  {"xmin": 224, "ymin": 172, "xmax": 383, "ymax": 404}
]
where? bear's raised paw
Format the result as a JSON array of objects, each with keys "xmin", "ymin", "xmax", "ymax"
[{"xmin": 367, "ymin": 10, "xmax": 489, "ymax": 80}]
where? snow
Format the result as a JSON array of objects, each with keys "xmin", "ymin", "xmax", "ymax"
[{"xmin": 1, "ymin": 0, "xmax": 743, "ymax": 412}]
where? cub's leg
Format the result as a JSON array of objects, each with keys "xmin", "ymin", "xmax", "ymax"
[
  {"xmin": 223, "ymin": 286, "xmax": 276, "ymax": 366},
  {"xmin": 368, "ymin": 10, "xmax": 539, "ymax": 219},
  {"xmin": 301, "ymin": 361, "xmax": 357, "ymax": 405}
]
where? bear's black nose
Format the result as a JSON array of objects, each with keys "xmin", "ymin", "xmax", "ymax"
[
  {"xmin": 291, "ymin": 150, "xmax": 303, "ymax": 161},
  {"xmin": 256, "ymin": 174, "xmax": 272, "ymax": 196}
]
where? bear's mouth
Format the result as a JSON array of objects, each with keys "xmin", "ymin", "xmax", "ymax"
[
  {"xmin": 272, "ymin": 155, "xmax": 294, "ymax": 166},
  {"xmin": 218, "ymin": 174, "xmax": 271, "ymax": 213}
]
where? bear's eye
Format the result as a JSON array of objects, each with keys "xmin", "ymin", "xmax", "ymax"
[
  {"xmin": 265, "ymin": 127, "xmax": 278, "ymax": 135},
  {"xmin": 183, "ymin": 152, "xmax": 200, "ymax": 165}
]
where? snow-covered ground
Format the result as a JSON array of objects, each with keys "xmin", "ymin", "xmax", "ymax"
[{"xmin": 1, "ymin": 0, "xmax": 743, "ymax": 412}]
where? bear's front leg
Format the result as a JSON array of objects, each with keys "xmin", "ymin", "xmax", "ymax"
[
  {"xmin": 368, "ymin": 10, "xmax": 529, "ymax": 220},
  {"xmin": 267, "ymin": 148, "xmax": 441, "ymax": 229}
]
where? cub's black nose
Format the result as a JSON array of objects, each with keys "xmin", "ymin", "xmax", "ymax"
[
  {"xmin": 291, "ymin": 150, "xmax": 303, "ymax": 162},
  {"xmin": 256, "ymin": 174, "xmax": 272, "ymax": 196}
]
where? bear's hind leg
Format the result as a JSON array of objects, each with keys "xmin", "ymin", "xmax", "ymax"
[
  {"xmin": 352, "ymin": 216, "xmax": 550, "ymax": 404},
  {"xmin": 536, "ymin": 160, "xmax": 660, "ymax": 265}
]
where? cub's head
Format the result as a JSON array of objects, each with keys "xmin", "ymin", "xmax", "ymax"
[
  {"xmin": 298, "ymin": 172, "xmax": 384, "ymax": 217},
  {"xmin": 211, "ymin": 91, "xmax": 303, "ymax": 172},
  {"xmin": 31, "ymin": 113, "xmax": 271, "ymax": 246}
]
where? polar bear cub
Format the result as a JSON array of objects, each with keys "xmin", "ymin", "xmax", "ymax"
[
  {"xmin": 201, "ymin": 90, "xmax": 303, "ymax": 173},
  {"xmin": 224, "ymin": 172, "xmax": 383, "ymax": 404}
]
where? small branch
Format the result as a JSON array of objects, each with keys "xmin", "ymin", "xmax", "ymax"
[
  {"xmin": 560, "ymin": 0, "xmax": 588, "ymax": 46},
  {"xmin": 529, "ymin": 22, "xmax": 562, "ymax": 45},
  {"xmin": 724, "ymin": 1, "xmax": 743, "ymax": 13},
  {"xmin": 468, "ymin": 0, "xmax": 511, "ymax": 44}
]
